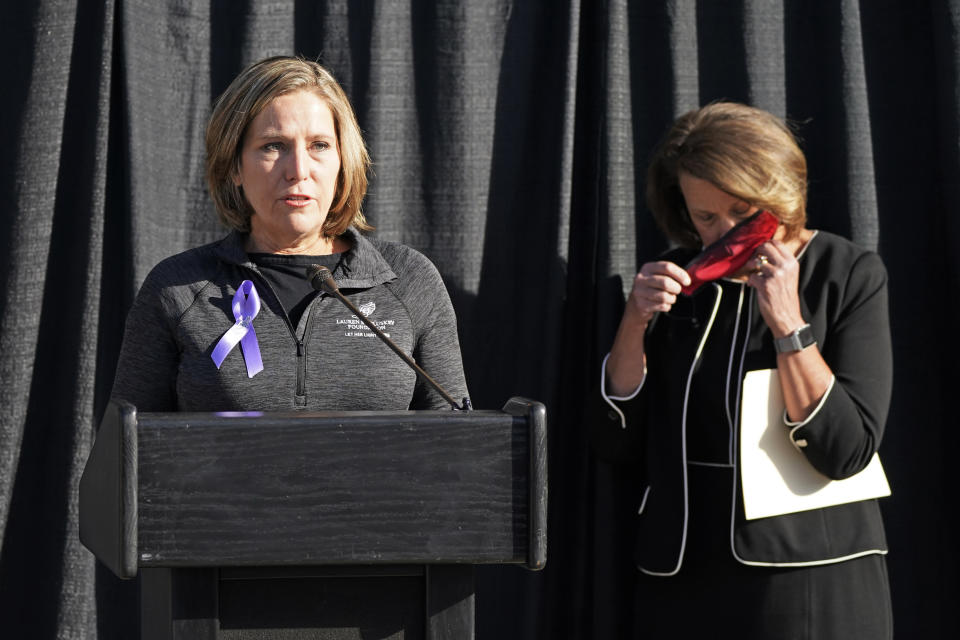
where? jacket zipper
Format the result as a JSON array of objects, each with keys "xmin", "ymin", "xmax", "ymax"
[
  {"xmin": 296, "ymin": 340, "xmax": 306, "ymax": 396},
  {"xmin": 296, "ymin": 306, "xmax": 318, "ymax": 400},
  {"xmin": 243, "ymin": 268, "xmax": 310, "ymax": 401}
]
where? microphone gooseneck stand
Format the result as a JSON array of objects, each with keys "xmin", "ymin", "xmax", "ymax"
[{"xmin": 306, "ymin": 264, "xmax": 471, "ymax": 411}]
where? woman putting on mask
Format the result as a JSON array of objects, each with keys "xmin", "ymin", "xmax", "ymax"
[{"xmin": 597, "ymin": 102, "xmax": 893, "ymax": 639}]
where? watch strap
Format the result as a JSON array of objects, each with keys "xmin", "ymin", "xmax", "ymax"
[{"xmin": 774, "ymin": 323, "xmax": 816, "ymax": 353}]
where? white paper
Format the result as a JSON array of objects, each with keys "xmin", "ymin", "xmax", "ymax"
[{"xmin": 740, "ymin": 369, "xmax": 890, "ymax": 521}]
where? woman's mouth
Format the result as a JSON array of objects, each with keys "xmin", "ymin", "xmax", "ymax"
[{"xmin": 283, "ymin": 195, "xmax": 312, "ymax": 207}]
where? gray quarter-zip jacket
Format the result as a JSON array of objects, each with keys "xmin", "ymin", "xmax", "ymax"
[{"xmin": 111, "ymin": 227, "xmax": 468, "ymax": 412}]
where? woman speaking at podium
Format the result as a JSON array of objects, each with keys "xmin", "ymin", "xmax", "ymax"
[
  {"xmin": 595, "ymin": 102, "xmax": 893, "ymax": 638},
  {"xmin": 111, "ymin": 56, "xmax": 468, "ymax": 413}
]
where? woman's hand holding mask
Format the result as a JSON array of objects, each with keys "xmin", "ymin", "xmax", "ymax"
[
  {"xmin": 747, "ymin": 239, "xmax": 805, "ymax": 338},
  {"xmin": 626, "ymin": 260, "xmax": 692, "ymax": 328}
]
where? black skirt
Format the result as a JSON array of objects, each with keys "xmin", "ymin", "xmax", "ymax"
[{"xmin": 633, "ymin": 464, "xmax": 893, "ymax": 639}]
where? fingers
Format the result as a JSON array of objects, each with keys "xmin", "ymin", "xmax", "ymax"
[
  {"xmin": 748, "ymin": 242, "xmax": 805, "ymax": 335},
  {"xmin": 639, "ymin": 260, "xmax": 691, "ymax": 289},
  {"xmin": 628, "ymin": 261, "xmax": 690, "ymax": 319},
  {"xmin": 758, "ymin": 238, "xmax": 789, "ymax": 259},
  {"xmin": 750, "ymin": 241, "xmax": 795, "ymax": 280},
  {"xmin": 633, "ymin": 286, "xmax": 678, "ymax": 314},
  {"xmin": 752, "ymin": 253, "xmax": 770, "ymax": 275},
  {"xmin": 749, "ymin": 259, "xmax": 786, "ymax": 284}
]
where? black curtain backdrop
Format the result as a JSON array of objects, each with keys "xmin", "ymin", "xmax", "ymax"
[{"xmin": 1, "ymin": 1, "xmax": 957, "ymax": 638}]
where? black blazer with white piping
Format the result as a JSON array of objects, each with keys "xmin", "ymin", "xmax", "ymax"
[{"xmin": 595, "ymin": 231, "xmax": 892, "ymax": 575}]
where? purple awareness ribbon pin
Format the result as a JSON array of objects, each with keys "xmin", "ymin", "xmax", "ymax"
[{"xmin": 210, "ymin": 280, "xmax": 264, "ymax": 378}]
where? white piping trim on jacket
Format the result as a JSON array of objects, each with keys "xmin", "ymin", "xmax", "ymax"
[
  {"xmin": 797, "ymin": 230, "xmax": 818, "ymax": 259},
  {"xmin": 783, "ymin": 376, "xmax": 832, "ymax": 426},
  {"xmin": 688, "ymin": 460, "xmax": 733, "ymax": 468},
  {"xmin": 600, "ymin": 352, "xmax": 646, "ymax": 429},
  {"xmin": 735, "ymin": 547, "xmax": 888, "ymax": 568},
  {"xmin": 726, "ymin": 291, "xmax": 756, "ymax": 568},
  {"xmin": 786, "ymin": 375, "xmax": 836, "ymax": 448},
  {"xmin": 637, "ymin": 485, "xmax": 651, "ymax": 515},
  {"xmin": 641, "ymin": 283, "xmax": 723, "ymax": 577}
]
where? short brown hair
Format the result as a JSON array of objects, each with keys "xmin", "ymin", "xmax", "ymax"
[
  {"xmin": 206, "ymin": 56, "xmax": 372, "ymax": 235},
  {"xmin": 646, "ymin": 102, "xmax": 807, "ymax": 248}
]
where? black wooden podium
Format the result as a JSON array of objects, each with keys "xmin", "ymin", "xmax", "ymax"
[{"xmin": 80, "ymin": 398, "xmax": 546, "ymax": 639}]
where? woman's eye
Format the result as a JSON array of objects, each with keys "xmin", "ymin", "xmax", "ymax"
[
  {"xmin": 312, "ymin": 141, "xmax": 330, "ymax": 151},
  {"xmin": 262, "ymin": 142, "xmax": 283, "ymax": 152}
]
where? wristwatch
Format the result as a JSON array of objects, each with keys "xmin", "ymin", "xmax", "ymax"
[{"xmin": 774, "ymin": 323, "xmax": 816, "ymax": 354}]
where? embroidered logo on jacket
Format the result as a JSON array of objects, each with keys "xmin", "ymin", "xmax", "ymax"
[{"xmin": 335, "ymin": 301, "xmax": 395, "ymax": 338}]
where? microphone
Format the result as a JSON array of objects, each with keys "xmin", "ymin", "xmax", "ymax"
[{"xmin": 306, "ymin": 264, "xmax": 470, "ymax": 410}]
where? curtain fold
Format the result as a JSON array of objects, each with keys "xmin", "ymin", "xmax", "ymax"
[
  {"xmin": 0, "ymin": 1, "xmax": 115, "ymax": 637},
  {"xmin": 0, "ymin": 1, "xmax": 957, "ymax": 638}
]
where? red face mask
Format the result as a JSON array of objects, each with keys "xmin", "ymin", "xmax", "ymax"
[{"xmin": 680, "ymin": 210, "xmax": 779, "ymax": 296}]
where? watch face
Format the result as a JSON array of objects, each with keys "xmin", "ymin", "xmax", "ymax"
[{"xmin": 681, "ymin": 210, "xmax": 779, "ymax": 296}]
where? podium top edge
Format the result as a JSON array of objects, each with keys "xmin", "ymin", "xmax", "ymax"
[
  {"xmin": 135, "ymin": 398, "xmax": 546, "ymax": 422},
  {"xmin": 137, "ymin": 408, "xmax": 517, "ymax": 420}
]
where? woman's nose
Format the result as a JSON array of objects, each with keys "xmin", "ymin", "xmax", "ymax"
[
  {"xmin": 716, "ymin": 216, "xmax": 738, "ymax": 234},
  {"xmin": 286, "ymin": 147, "xmax": 310, "ymax": 182}
]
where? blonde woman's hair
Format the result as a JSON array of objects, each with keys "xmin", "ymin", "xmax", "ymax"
[
  {"xmin": 205, "ymin": 56, "xmax": 372, "ymax": 235},
  {"xmin": 646, "ymin": 102, "xmax": 807, "ymax": 248}
]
